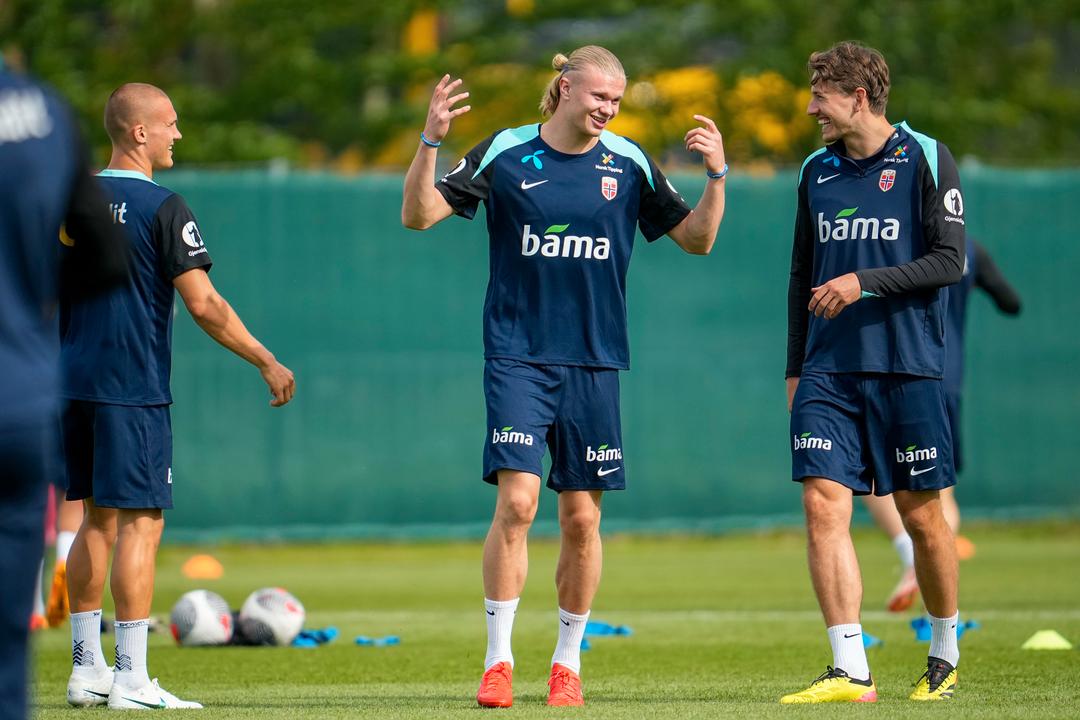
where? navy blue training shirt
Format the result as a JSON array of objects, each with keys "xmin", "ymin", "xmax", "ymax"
[
  {"xmin": 0, "ymin": 70, "xmax": 126, "ymax": 429},
  {"xmin": 60, "ymin": 170, "xmax": 212, "ymax": 405},
  {"xmin": 436, "ymin": 124, "xmax": 690, "ymax": 369},
  {"xmin": 786, "ymin": 122, "xmax": 966, "ymax": 379}
]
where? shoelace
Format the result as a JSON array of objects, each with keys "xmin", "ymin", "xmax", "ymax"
[
  {"xmin": 485, "ymin": 664, "xmax": 512, "ymax": 687},
  {"xmin": 549, "ymin": 668, "xmax": 580, "ymax": 696},
  {"xmin": 811, "ymin": 666, "xmax": 846, "ymax": 685},
  {"xmin": 914, "ymin": 662, "xmax": 951, "ymax": 692}
]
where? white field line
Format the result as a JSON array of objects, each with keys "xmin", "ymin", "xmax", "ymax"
[{"xmin": 306, "ymin": 608, "xmax": 1080, "ymax": 623}]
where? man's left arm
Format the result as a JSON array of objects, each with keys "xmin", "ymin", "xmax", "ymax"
[
  {"xmin": 809, "ymin": 143, "xmax": 966, "ymax": 319},
  {"xmin": 666, "ymin": 115, "xmax": 727, "ymax": 255}
]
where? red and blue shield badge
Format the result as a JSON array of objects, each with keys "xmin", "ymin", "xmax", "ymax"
[
  {"xmin": 601, "ymin": 176, "xmax": 618, "ymax": 200},
  {"xmin": 879, "ymin": 169, "xmax": 896, "ymax": 192}
]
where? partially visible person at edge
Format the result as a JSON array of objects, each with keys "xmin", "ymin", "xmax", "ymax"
[
  {"xmin": 864, "ymin": 237, "xmax": 1021, "ymax": 613},
  {"xmin": 61, "ymin": 82, "xmax": 295, "ymax": 711},
  {"xmin": 0, "ymin": 59, "xmax": 128, "ymax": 720},
  {"xmin": 782, "ymin": 41, "xmax": 965, "ymax": 704},
  {"xmin": 401, "ymin": 45, "xmax": 727, "ymax": 708}
]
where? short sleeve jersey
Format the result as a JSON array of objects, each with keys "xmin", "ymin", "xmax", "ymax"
[
  {"xmin": 60, "ymin": 170, "xmax": 212, "ymax": 405},
  {"xmin": 787, "ymin": 122, "xmax": 966, "ymax": 379},
  {"xmin": 436, "ymin": 124, "xmax": 690, "ymax": 369}
]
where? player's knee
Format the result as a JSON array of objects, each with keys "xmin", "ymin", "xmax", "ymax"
[
  {"xmin": 559, "ymin": 507, "xmax": 600, "ymax": 542},
  {"xmin": 802, "ymin": 483, "xmax": 847, "ymax": 530},
  {"xmin": 496, "ymin": 493, "xmax": 538, "ymax": 529},
  {"xmin": 899, "ymin": 506, "xmax": 941, "ymax": 542}
]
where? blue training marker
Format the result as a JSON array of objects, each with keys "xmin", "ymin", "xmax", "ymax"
[{"xmin": 355, "ymin": 635, "xmax": 401, "ymax": 647}]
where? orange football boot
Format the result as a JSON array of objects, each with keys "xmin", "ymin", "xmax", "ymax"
[
  {"xmin": 547, "ymin": 663, "xmax": 584, "ymax": 707},
  {"xmin": 30, "ymin": 614, "xmax": 49, "ymax": 631},
  {"xmin": 476, "ymin": 661, "xmax": 513, "ymax": 708},
  {"xmin": 887, "ymin": 566, "xmax": 920, "ymax": 613},
  {"xmin": 46, "ymin": 560, "xmax": 69, "ymax": 628},
  {"xmin": 955, "ymin": 535, "xmax": 977, "ymax": 560}
]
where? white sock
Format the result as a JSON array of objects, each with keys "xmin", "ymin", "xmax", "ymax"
[
  {"xmin": 113, "ymin": 619, "xmax": 151, "ymax": 687},
  {"xmin": 71, "ymin": 609, "xmax": 107, "ymax": 669},
  {"xmin": 551, "ymin": 607, "xmax": 589, "ymax": 674},
  {"xmin": 929, "ymin": 611, "xmax": 960, "ymax": 667},
  {"xmin": 827, "ymin": 623, "xmax": 870, "ymax": 681},
  {"xmin": 892, "ymin": 533, "xmax": 915, "ymax": 568},
  {"xmin": 484, "ymin": 598, "xmax": 519, "ymax": 671},
  {"xmin": 32, "ymin": 559, "xmax": 45, "ymax": 616},
  {"xmin": 56, "ymin": 531, "xmax": 77, "ymax": 563}
]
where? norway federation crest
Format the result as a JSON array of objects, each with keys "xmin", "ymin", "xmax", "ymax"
[
  {"xmin": 879, "ymin": 169, "xmax": 896, "ymax": 192},
  {"xmin": 601, "ymin": 176, "xmax": 618, "ymax": 200}
]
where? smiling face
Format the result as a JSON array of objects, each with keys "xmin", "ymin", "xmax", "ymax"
[
  {"xmin": 806, "ymin": 81, "xmax": 859, "ymax": 144},
  {"xmin": 141, "ymin": 95, "xmax": 182, "ymax": 169},
  {"xmin": 557, "ymin": 65, "xmax": 625, "ymax": 139}
]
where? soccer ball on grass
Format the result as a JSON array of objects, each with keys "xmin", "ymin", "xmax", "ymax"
[
  {"xmin": 237, "ymin": 587, "xmax": 305, "ymax": 646},
  {"xmin": 170, "ymin": 589, "xmax": 233, "ymax": 646}
]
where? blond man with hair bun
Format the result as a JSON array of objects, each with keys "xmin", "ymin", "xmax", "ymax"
[{"xmin": 403, "ymin": 45, "xmax": 727, "ymax": 707}]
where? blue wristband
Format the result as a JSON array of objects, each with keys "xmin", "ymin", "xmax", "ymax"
[
  {"xmin": 705, "ymin": 164, "xmax": 728, "ymax": 179},
  {"xmin": 420, "ymin": 132, "xmax": 442, "ymax": 148}
]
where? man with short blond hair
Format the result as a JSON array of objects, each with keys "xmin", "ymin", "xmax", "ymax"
[
  {"xmin": 62, "ymin": 83, "xmax": 295, "ymax": 710},
  {"xmin": 782, "ymin": 41, "xmax": 965, "ymax": 703}
]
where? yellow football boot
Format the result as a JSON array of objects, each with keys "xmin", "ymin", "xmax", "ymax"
[
  {"xmin": 780, "ymin": 666, "xmax": 877, "ymax": 704},
  {"xmin": 910, "ymin": 657, "xmax": 957, "ymax": 701}
]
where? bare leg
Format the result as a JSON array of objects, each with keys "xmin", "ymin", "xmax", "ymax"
[
  {"xmin": 111, "ymin": 509, "xmax": 163, "ymax": 620},
  {"xmin": 803, "ymin": 478, "xmax": 861, "ymax": 626},
  {"xmin": 482, "ymin": 471, "xmax": 541, "ymax": 600},
  {"xmin": 555, "ymin": 491, "xmax": 603, "ymax": 614},
  {"xmin": 893, "ymin": 490, "xmax": 957, "ymax": 618},
  {"xmin": 862, "ymin": 493, "xmax": 906, "ymax": 539},
  {"xmin": 940, "ymin": 486, "xmax": 960, "ymax": 532},
  {"xmin": 67, "ymin": 500, "xmax": 117, "ymax": 613}
]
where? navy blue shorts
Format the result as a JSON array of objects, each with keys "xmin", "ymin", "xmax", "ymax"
[
  {"xmin": 483, "ymin": 359, "xmax": 624, "ymax": 492},
  {"xmin": 61, "ymin": 401, "xmax": 173, "ymax": 509},
  {"xmin": 790, "ymin": 372, "xmax": 955, "ymax": 496}
]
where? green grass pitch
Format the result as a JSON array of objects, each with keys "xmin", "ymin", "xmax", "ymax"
[{"xmin": 31, "ymin": 522, "xmax": 1080, "ymax": 718}]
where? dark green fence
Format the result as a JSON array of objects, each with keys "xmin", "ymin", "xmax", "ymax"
[{"xmin": 158, "ymin": 167, "xmax": 1080, "ymax": 541}]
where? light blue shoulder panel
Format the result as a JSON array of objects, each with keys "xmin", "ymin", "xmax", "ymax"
[
  {"xmin": 798, "ymin": 148, "xmax": 829, "ymax": 185},
  {"xmin": 472, "ymin": 124, "xmax": 541, "ymax": 179},
  {"xmin": 599, "ymin": 130, "xmax": 653, "ymax": 189},
  {"xmin": 97, "ymin": 168, "xmax": 157, "ymax": 185},
  {"xmin": 899, "ymin": 121, "xmax": 939, "ymax": 188}
]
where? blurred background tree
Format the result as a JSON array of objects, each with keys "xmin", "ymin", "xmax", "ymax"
[{"xmin": 2, "ymin": 0, "xmax": 1077, "ymax": 170}]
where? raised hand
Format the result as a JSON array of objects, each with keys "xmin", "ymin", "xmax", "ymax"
[
  {"xmin": 684, "ymin": 115, "xmax": 726, "ymax": 175},
  {"xmin": 424, "ymin": 75, "xmax": 471, "ymax": 144}
]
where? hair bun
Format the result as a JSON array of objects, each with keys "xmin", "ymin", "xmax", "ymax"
[{"xmin": 552, "ymin": 53, "xmax": 569, "ymax": 70}]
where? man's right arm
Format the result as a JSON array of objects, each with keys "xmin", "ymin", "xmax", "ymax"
[
  {"xmin": 173, "ymin": 269, "xmax": 295, "ymax": 407},
  {"xmin": 786, "ymin": 173, "xmax": 814, "ymax": 410},
  {"xmin": 402, "ymin": 74, "xmax": 471, "ymax": 230},
  {"xmin": 973, "ymin": 240, "xmax": 1022, "ymax": 315}
]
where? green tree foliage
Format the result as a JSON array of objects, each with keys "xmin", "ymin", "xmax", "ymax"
[{"xmin": 2, "ymin": 0, "xmax": 1076, "ymax": 167}]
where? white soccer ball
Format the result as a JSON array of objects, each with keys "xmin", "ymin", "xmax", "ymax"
[
  {"xmin": 170, "ymin": 589, "xmax": 233, "ymax": 646},
  {"xmin": 238, "ymin": 587, "xmax": 305, "ymax": 646}
]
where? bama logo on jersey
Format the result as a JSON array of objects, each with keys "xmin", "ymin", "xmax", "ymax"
[
  {"xmin": 520, "ymin": 223, "xmax": 611, "ymax": 260},
  {"xmin": 816, "ymin": 207, "xmax": 900, "ymax": 244}
]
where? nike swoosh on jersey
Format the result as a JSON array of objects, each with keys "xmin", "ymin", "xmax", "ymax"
[
  {"xmin": 817, "ymin": 173, "xmax": 841, "ymax": 184},
  {"xmin": 910, "ymin": 466, "xmax": 936, "ymax": 476},
  {"xmin": 597, "ymin": 467, "xmax": 620, "ymax": 477},
  {"xmin": 520, "ymin": 179, "xmax": 549, "ymax": 190}
]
